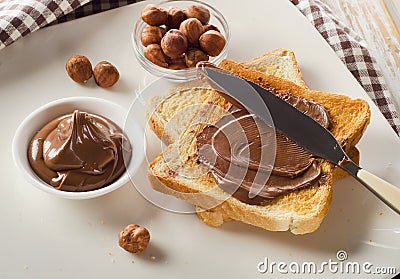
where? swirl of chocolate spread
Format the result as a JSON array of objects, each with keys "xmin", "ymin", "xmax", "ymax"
[
  {"xmin": 28, "ymin": 110, "xmax": 132, "ymax": 192},
  {"xmin": 196, "ymin": 92, "xmax": 330, "ymax": 205}
]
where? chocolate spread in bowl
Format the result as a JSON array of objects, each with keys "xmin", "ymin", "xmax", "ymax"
[
  {"xmin": 196, "ymin": 92, "xmax": 330, "ymax": 205},
  {"xmin": 28, "ymin": 110, "xmax": 132, "ymax": 192}
]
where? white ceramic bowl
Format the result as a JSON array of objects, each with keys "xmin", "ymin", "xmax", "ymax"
[
  {"xmin": 132, "ymin": 0, "xmax": 230, "ymax": 81},
  {"xmin": 12, "ymin": 97, "xmax": 145, "ymax": 199}
]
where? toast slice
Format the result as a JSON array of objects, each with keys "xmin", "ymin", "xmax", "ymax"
[
  {"xmin": 147, "ymin": 59, "xmax": 370, "ymax": 234},
  {"xmin": 147, "ymin": 48, "xmax": 358, "ymax": 180}
]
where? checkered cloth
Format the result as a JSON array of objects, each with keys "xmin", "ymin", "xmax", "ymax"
[
  {"xmin": 1, "ymin": 0, "xmax": 399, "ymax": 135},
  {"xmin": 292, "ymin": 0, "xmax": 400, "ymax": 135},
  {"xmin": 0, "ymin": 0, "xmax": 87, "ymax": 47},
  {"xmin": 0, "ymin": 0, "xmax": 139, "ymax": 47}
]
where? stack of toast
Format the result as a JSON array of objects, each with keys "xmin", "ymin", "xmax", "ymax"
[{"xmin": 146, "ymin": 48, "xmax": 370, "ymax": 234}]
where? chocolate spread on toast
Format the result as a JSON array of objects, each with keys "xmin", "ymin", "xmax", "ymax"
[{"xmin": 196, "ymin": 92, "xmax": 330, "ymax": 205}]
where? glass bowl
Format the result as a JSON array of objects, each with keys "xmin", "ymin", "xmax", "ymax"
[{"xmin": 132, "ymin": 0, "xmax": 230, "ymax": 81}]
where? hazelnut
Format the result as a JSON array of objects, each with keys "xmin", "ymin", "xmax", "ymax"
[
  {"xmin": 140, "ymin": 26, "xmax": 166, "ymax": 47},
  {"xmin": 141, "ymin": 4, "xmax": 168, "ymax": 26},
  {"xmin": 93, "ymin": 61, "xmax": 120, "ymax": 88},
  {"xmin": 144, "ymin": 44, "xmax": 168, "ymax": 68},
  {"xmin": 186, "ymin": 4, "xmax": 210, "ymax": 25},
  {"xmin": 161, "ymin": 29, "xmax": 188, "ymax": 59},
  {"xmin": 185, "ymin": 49, "xmax": 209, "ymax": 68},
  {"xmin": 168, "ymin": 55, "xmax": 187, "ymax": 70},
  {"xmin": 65, "ymin": 55, "xmax": 93, "ymax": 83},
  {"xmin": 199, "ymin": 30, "xmax": 226, "ymax": 57},
  {"xmin": 166, "ymin": 7, "xmax": 186, "ymax": 29},
  {"xmin": 203, "ymin": 24, "xmax": 220, "ymax": 33},
  {"xmin": 179, "ymin": 18, "xmax": 204, "ymax": 47},
  {"xmin": 118, "ymin": 224, "xmax": 150, "ymax": 254}
]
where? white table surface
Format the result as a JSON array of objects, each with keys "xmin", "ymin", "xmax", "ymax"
[{"xmin": 0, "ymin": 0, "xmax": 399, "ymax": 278}]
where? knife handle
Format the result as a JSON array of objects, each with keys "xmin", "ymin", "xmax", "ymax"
[
  {"xmin": 356, "ymin": 169, "xmax": 400, "ymax": 215},
  {"xmin": 340, "ymin": 160, "xmax": 400, "ymax": 214}
]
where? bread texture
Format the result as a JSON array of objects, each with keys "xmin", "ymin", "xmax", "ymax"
[
  {"xmin": 147, "ymin": 50, "xmax": 370, "ymax": 234},
  {"xmin": 242, "ymin": 48, "xmax": 307, "ymax": 88},
  {"xmin": 147, "ymin": 49, "xmax": 306, "ymax": 145}
]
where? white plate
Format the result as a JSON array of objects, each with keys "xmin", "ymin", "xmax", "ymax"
[{"xmin": 0, "ymin": 1, "xmax": 399, "ymax": 278}]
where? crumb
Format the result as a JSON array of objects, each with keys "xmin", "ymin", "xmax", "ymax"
[
  {"xmin": 168, "ymin": 169, "xmax": 177, "ymax": 176},
  {"xmin": 150, "ymin": 255, "xmax": 156, "ymax": 261},
  {"xmin": 23, "ymin": 265, "xmax": 29, "ymax": 270},
  {"xmin": 379, "ymin": 212, "xmax": 383, "ymax": 215},
  {"xmin": 108, "ymin": 252, "xmax": 113, "ymax": 256},
  {"xmin": 132, "ymin": 260, "xmax": 135, "ymax": 264}
]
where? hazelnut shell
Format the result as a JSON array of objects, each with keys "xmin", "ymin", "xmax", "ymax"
[
  {"xmin": 166, "ymin": 7, "xmax": 187, "ymax": 29},
  {"xmin": 140, "ymin": 26, "xmax": 166, "ymax": 47},
  {"xmin": 161, "ymin": 29, "xmax": 188, "ymax": 59},
  {"xmin": 185, "ymin": 49, "xmax": 209, "ymax": 68},
  {"xmin": 168, "ymin": 55, "xmax": 187, "ymax": 70},
  {"xmin": 144, "ymin": 44, "xmax": 169, "ymax": 68},
  {"xmin": 118, "ymin": 224, "xmax": 150, "ymax": 254},
  {"xmin": 185, "ymin": 4, "xmax": 210, "ymax": 25},
  {"xmin": 203, "ymin": 24, "xmax": 220, "ymax": 33},
  {"xmin": 141, "ymin": 4, "xmax": 168, "ymax": 26},
  {"xmin": 179, "ymin": 18, "xmax": 204, "ymax": 47},
  {"xmin": 93, "ymin": 61, "xmax": 120, "ymax": 88},
  {"xmin": 199, "ymin": 30, "xmax": 226, "ymax": 57},
  {"xmin": 65, "ymin": 55, "xmax": 93, "ymax": 83}
]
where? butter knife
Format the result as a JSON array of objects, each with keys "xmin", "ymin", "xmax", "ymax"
[{"xmin": 197, "ymin": 64, "xmax": 400, "ymax": 214}]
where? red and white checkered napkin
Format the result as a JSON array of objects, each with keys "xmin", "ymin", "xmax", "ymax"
[
  {"xmin": 292, "ymin": 0, "xmax": 400, "ymax": 135},
  {"xmin": 0, "ymin": 0, "xmax": 398, "ymax": 135}
]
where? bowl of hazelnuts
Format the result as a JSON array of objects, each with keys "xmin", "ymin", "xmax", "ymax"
[{"xmin": 132, "ymin": 0, "xmax": 230, "ymax": 81}]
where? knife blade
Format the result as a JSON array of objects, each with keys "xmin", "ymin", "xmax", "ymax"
[{"xmin": 197, "ymin": 63, "xmax": 400, "ymax": 214}]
